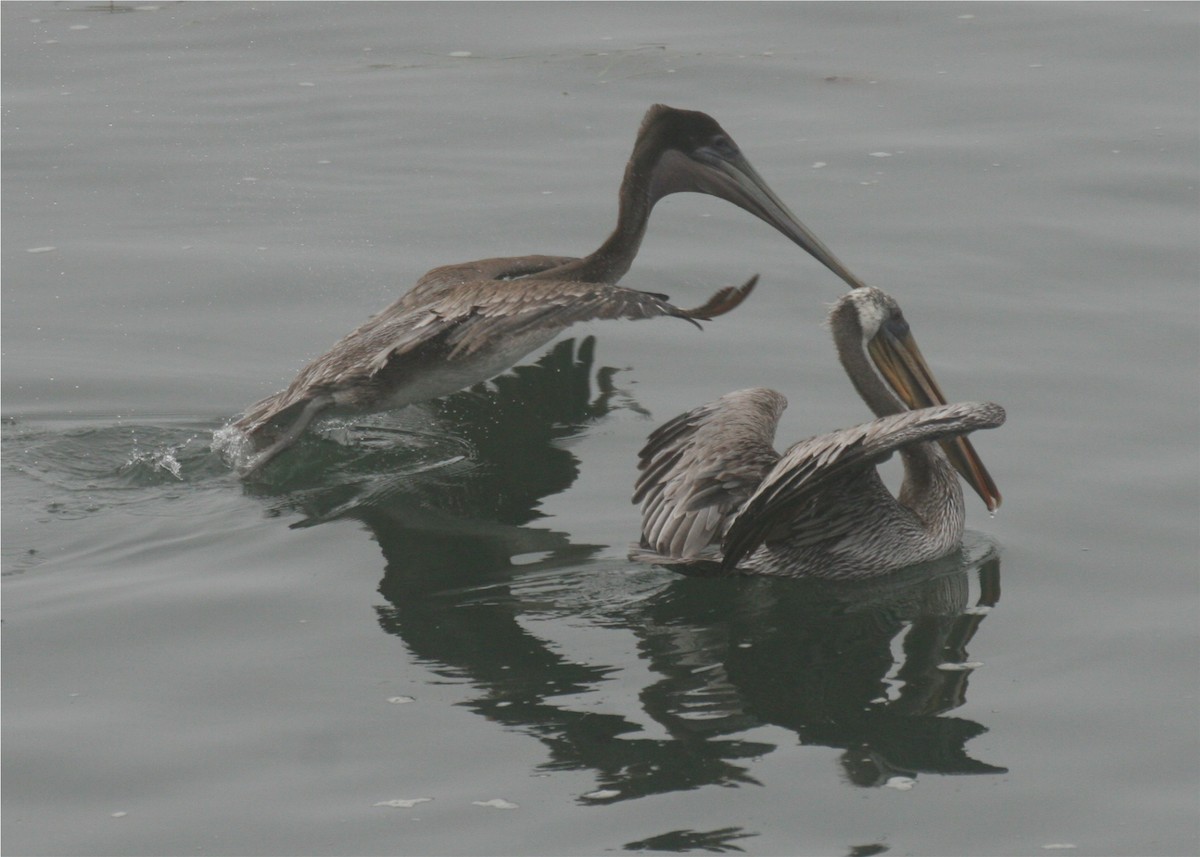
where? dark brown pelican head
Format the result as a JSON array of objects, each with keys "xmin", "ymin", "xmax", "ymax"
[
  {"xmin": 838, "ymin": 288, "xmax": 1002, "ymax": 511},
  {"xmin": 633, "ymin": 104, "xmax": 868, "ymax": 291}
]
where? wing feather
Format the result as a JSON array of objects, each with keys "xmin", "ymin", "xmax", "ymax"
[
  {"xmin": 720, "ymin": 402, "xmax": 1006, "ymax": 571},
  {"xmin": 633, "ymin": 387, "xmax": 787, "ymax": 560},
  {"xmin": 409, "ymin": 254, "xmax": 579, "ymax": 300},
  {"xmin": 236, "ymin": 276, "xmax": 755, "ymax": 439}
]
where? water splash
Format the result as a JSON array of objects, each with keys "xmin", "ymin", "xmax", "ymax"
[
  {"xmin": 210, "ymin": 422, "xmax": 256, "ymax": 472},
  {"xmin": 125, "ymin": 433, "xmax": 194, "ymax": 480}
]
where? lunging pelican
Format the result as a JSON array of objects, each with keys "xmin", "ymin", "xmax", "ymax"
[
  {"xmin": 632, "ymin": 287, "xmax": 1005, "ymax": 579},
  {"xmin": 232, "ymin": 105, "xmax": 867, "ymax": 474}
]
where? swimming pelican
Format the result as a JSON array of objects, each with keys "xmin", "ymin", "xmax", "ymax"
[
  {"xmin": 232, "ymin": 104, "xmax": 867, "ymax": 474},
  {"xmin": 632, "ymin": 287, "xmax": 1004, "ymax": 579}
]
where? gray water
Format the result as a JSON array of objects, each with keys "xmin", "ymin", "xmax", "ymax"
[{"xmin": 3, "ymin": 3, "xmax": 1198, "ymax": 855}]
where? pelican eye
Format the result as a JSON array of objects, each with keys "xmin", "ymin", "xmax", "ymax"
[
  {"xmin": 884, "ymin": 314, "xmax": 910, "ymax": 339},
  {"xmin": 707, "ymin": 135, "xmax": 739, "ymax": 159}
]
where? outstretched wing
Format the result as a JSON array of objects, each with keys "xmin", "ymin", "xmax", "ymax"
[
  {"xmin": 720, "ymin": 402, "xmax": 1007, "ymax": 572},
  {"xmin": 421, "ymin": 275, "xmax": 758, "ymax": 360},
  {"xmin": 236, "ymin": 276, "xmax": 757, "ymax": 440},
  {"xmin": 633, "ymin": 387, "xmax": 787, "ymax": 560},
  {"xmin": 408, "ymin": 255, "xmax": 580, "ymax": 302}
]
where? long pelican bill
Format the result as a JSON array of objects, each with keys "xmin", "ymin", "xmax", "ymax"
[
  {"xmin": 689, "ymin": 146, "xmax": 869, "ymax": 292},
  {"xmin": 868, "ymin": 323, "xmax": 1003, "ymax": 511}
]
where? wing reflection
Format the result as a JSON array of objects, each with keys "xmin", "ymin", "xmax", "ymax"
[
  {"xmin": 246, "ymin": 336, "xmax": 1006, "ymax": 812},
  {"xmin": 624, "ymin": 827, "xmax": 759, "ymax": 853},
  {"xmin": 626, "ymin": 545, "xmax": 1006, "ymax": 795}
]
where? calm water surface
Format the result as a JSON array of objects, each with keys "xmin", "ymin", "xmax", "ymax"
[{"xmin": 3, "ymin": 3, "xmax": 1198, "ymax": 856}]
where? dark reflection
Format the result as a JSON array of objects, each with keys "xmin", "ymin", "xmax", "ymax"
[
  {"xmin": 846, "ymin": 845, "xmax": 890, "ymax": 857},
  {"xmin": 247, "ymin": 336, "xmax": 1006, "ymax": 823},
  {"xmin": 625, "ymin": 827, "xmax": 758, "ymax": 853},
  {"xmin": 629, "ymin": 548, "xmax": 1006, "ymax": 795}
]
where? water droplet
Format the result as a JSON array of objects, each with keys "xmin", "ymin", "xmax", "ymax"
[
  {"xmin": 937, "ymin": 661, "xmax": 983, "ymax": 672},
  {"xmin": 583, "ymin": 789, "xmax": 620, "ymax": 800},
  {"xmin": 374, "ymin": 798, "xmax": 431, "ymax": 808},
  {"xmin": 472, "ymin": 798, "xmax": 518, "ymax": 810}
]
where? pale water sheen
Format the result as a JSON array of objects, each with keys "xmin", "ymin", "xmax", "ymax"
[{"xmin": 3, "ymin": 4, "xmax": 1198, "ymax": 856}]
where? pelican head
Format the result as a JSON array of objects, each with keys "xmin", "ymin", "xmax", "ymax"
[
  {"xmin": 842, "ymin": 287, "xmax": 1002, "ymax": 511},
  {"xmin": 636, "ymin": 104, "xmax": 868, "ymax": 291}
]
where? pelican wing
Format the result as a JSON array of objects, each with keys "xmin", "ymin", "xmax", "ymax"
[
  {"xmin": 434, "ymin": 281, "xmax": 700, "ymax": 360},
  {"xmin": 720, "ymin": 402, "xmax": 1006, "ymax": 571},
  {"xmin": 373, "ymin": 275, "xmax": 758, "ymax": 365},
  {"xmin": 634, "ymin": 387, "xmax": 787, "ymax": 559},
  {"xmin": 236, "ymin": 276, "xmax": 755, "ymax": 439},
  {"xmin": 409, "ymin": 255, "xmax": 580, "ymax": 301}
]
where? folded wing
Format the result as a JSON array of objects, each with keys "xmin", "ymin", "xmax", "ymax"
[{"xmin": 634, "ymin": 387, "xmax": 787, "ymax": 560}]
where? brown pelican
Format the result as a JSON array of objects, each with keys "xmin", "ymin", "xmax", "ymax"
[
  {"xmin": 232, "ymin": 104, "xmax": 867, "ymax": 474},
  {"xmin": 632, "ymin": 287, "xmax": 1004, "ymax": 579}
]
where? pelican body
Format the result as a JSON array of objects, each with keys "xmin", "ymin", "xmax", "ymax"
[
  {"xmin": 633, "ymin": 288, "xmax": 1005, "ymax": 579},
  {"xmin": 233, "ymin": 105, "xmax": 867, "ymax": 474}
]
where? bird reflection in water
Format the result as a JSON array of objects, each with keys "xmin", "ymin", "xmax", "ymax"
[
  {"xmin": 245, "ymin": 336, "xmax": 1006, "ymax": 836},
  {"xmin": 630, "ymin": 544, "xmax": 1005, "ymax": 794}
]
